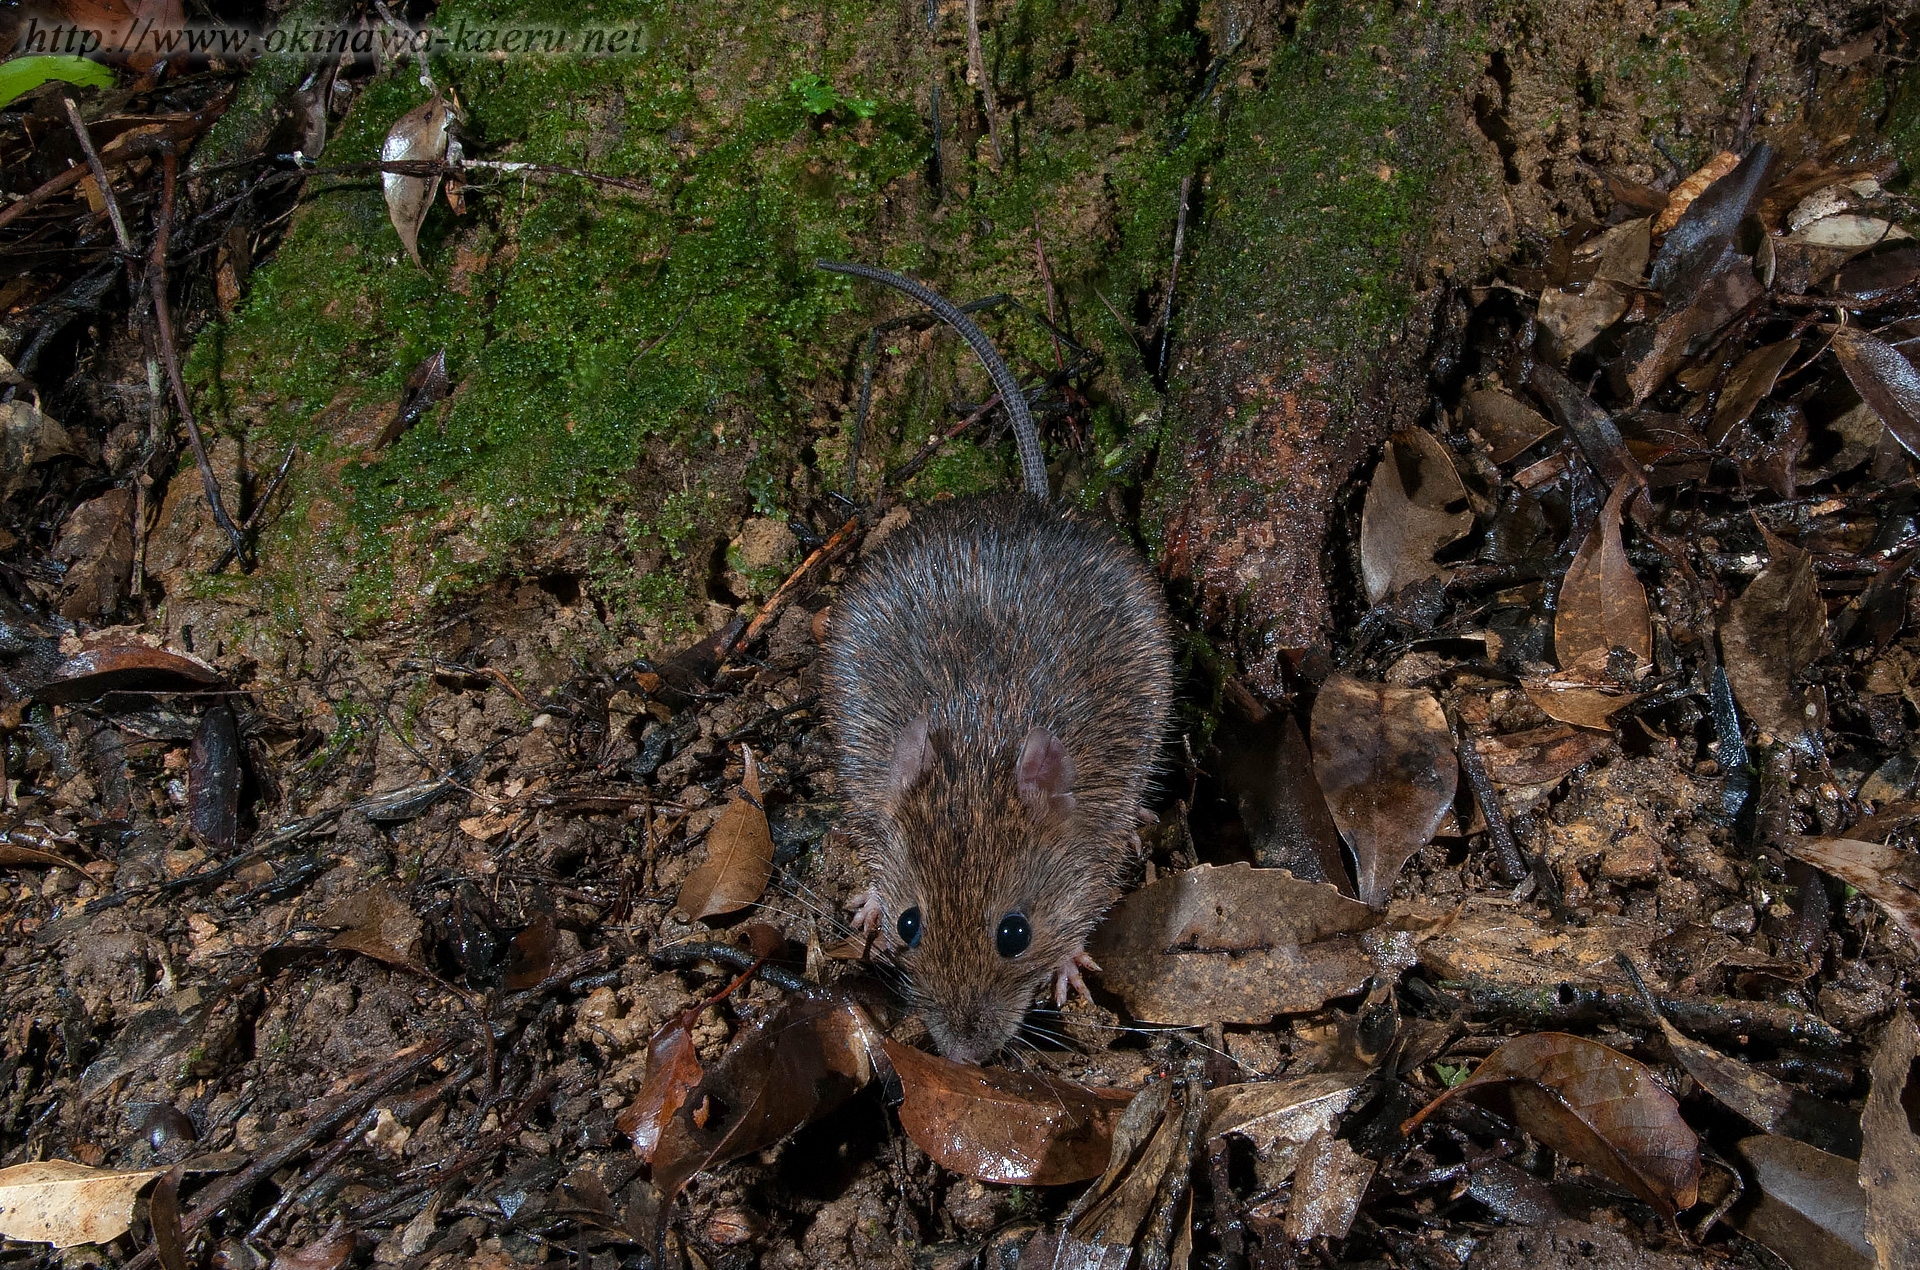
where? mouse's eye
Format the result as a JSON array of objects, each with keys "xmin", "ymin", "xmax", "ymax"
[
  {"xmin": 897, "ymin": 906, "xmax": 922, "ymax": 948},
  {"xmin": 995, "ymin": 912, "xmax": 1031, "ymax": 958}
]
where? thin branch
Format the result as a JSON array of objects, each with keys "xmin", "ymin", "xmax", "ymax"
[
  {"xmin": 965, "ymin": 0, "xmax": 1005, "ymax": 168},
  {"xmin": 61, "ymin": 95, "xmax": 134, "ymax": 254},
  {"xmin": 147, "ymin": 148, "xmax": 248, "ymax": 569},
  {"xmin": 1157, "ymin": 175, "xmax": 1192, "ymax": 376}
]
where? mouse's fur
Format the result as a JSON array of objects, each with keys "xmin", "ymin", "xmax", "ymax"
[{"xmin": 822, "ymin": 493, "xmax": 1173, "ymax": 1062}]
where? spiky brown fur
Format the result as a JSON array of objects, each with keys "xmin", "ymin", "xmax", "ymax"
[{"xmin": 822, "ymin": 493, "xmax": 1174, "ymax": 1061}]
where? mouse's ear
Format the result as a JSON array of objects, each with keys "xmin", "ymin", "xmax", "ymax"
[
  {"xmin": 1017, "ymin": 727, "xmax": 1077, "ymax": 823},
  {"xmin": 886, "ymin": 714, "xmax": 936, "ymax": 798}
]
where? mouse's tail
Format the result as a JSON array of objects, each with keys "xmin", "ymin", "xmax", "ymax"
[{"xmin": 815, "ymin": 259, "xmax": 1046, "ymax": 497}]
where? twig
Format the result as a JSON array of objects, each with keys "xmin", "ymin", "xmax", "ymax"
[
  {"xmin": 147, "ymin": 149, "xmax": 249, "ymax": 569},
  {"xmin": 123, "ymin": 1039, "xmax": 455, "ymax": 1270},
  {"xmin": 1446, "ymin": 708, "xmax": 1526, "ymax": 884},
  {"xmin": 887, "ymin": 393, "xmax": 1002, "ymax": 487},
  {"xmin": 60, "ymin": 95, "xmax": 133, "ymax": 254},
  {"xmin": 210, "ymin": 443, "xmax": 298, "ymax": 573},
  {"xmin": 1032, "ymin": 211, "xmax": 1065, "ymax": 371},
  {"xmin": 0, "ymin": 165, "xmax": 89, "ymax": 232},
  {"xmin": 371, "ymin": 0, "xmax": 435, "ymax": 92},
  {"xmin": 965, "ymin": 0, "xmax": 1004, "ymax": 168},
  {"xmin": 726, "ymin": 517, "xmax": 860, "ymax": 657},
  {"xmin": 1157, "ymin": 175, "xmax": 1192, "ymax": 376}
]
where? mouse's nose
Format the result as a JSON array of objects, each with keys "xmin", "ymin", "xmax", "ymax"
[{"xmin": 924, "ymin": 996, "xmax": 1019, "ymax": 1065}]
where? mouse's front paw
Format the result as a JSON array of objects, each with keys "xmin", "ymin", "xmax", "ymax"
[
  {"xmin": 1049, "ymin": 950, "xmax": 1101, "ymax": 1008},
  {"xmin": 850, "ymin": 887, "xmax": 884, "ymax": 937}
]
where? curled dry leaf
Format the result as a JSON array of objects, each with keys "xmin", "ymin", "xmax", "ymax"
[
  {"xmin": 651, "ymin": 991, "xmax": 878, "ymax": 1200},
  {"xmin": 1310, "ymin": 675, "xmax": 1458, "ymax": 906},
  {"xmin": 1065, "ymin": 1078, "xmax": 1183, "ymax": 1253},
  {"xmin": 1786, "ymin": 836, "xmax": 1920, "ymax": 952},
  {"xmin": 620, "ymin": 1003, "xmax": 705, "ymax": 1161},
  {"xmin": 885, "ymin": 1038, "xmax": 1131, "ymax": 1185},
  {"xmin": 0, "ymin": 1160, "xmax": 169, "ymax": 1248},
  {"xmin": 1831, "ymin": 325, "xmax": 1920, "ymax": 460},
  {"xmin": 1282, "ymin": 1133, "xmax": 1375, "ymax": 1243},
  {"xmin": 1360, "ymin": 428, "xmax": 1473, "ymax": 605},
  {"xmin": 1205, "ymin": 1073, "xmax": 1365, "ymax": 1156},
  {"xmin": 1474, "ymin": 724, "xmax": 1612, "ymax": 790},
  {"xmin": 1721, "ymin": 529, "xmax": 1828, "ymax": 751},
  {"xmin": 1734, "ymin": 1135, "xmax": 1874, "ymax": 1270},
  {"xmin": 33, "ymin": 644, "xmax": 222, "ymax": 705},
  {"xmin": 1404, "ymin": 1032, "xmax": 1700, "ymax": 1219},
  {"xmin": 674, "ymin": 746, "xmax": 773, "ymax": 921},
  {"xmin": 381, "ymin": 97, "xmax": 453, "ymax": 269},
  {"xmin": 1792, "ymin": 215, "xmax": 1909, "ymax": 250},
  {"xmin": 1652, "ymin": 150, "xmax": 1741, "ymax": 236},
  {"xmin": 1863, "ymin": 1010, "xmax": 1920, "ymax": 1270},
  {"xmin": 188, "ymin": 704, "xmax": 241, "ymax": 856},
  {"xmin": 1, "ymin": 399, "xmax": 85, "ymax": 501},
  {"xmin": 1709, "ymin": 338, "xmax": 1800, "ymax": 446},
  {"xmin": 1086, "ymin": 863, "xmax": 1382, "ymax": 1025},
  {"xmin": 1555, "ymin": 480, "xmax": 1650, "ymax": 678}
]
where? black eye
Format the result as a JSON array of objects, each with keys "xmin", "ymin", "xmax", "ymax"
[
  {"xmin": 897, "ymin": 906, "xmax": 922, "ymax": 948},
  {"xmin": 996, "ymin": 912, "xmax": 1031, "ymax": 957}
]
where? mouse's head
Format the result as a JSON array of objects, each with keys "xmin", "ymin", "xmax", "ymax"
[{"xmin": 868, "ymin": 715, "xmax": 1106, "ymax": 1064}]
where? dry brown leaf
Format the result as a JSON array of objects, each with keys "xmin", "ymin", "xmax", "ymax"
[
  {"xmin": 1863, "ymin": 1011, "xmax": 1920, "ymax": 1270},
  {"xmin": 1733, "ymin": 1135, "xmax": 1874, "ymax": 1270},
  {"xmin": 1065, "ymin": 1078, "xmax": 1183, "ymax": 1252},
  {"xmin": 1086, "ymin": 863, "xmax": 1383, "ymax": 1025},
  {"xmin": 1709, "ymin": 338, "xmax": 1800, "ymax": 445},
  {"xmin": 502, "ymin": 912, "xmax": 559, "ymax": 990},
  {"xmin": 1463, "ymin": 388, "xmax": 1559, "ymax": 464},
  {"xmin": 1538, "ymin": 281, "xmax": 1629, "ymax": 355},
  {"xmin": 1721, "ymin": 529, "xmax": 1827, "ymax": 750},
  {"xmin": 33, "ymin": 643, "xmax": 222, "ymax": 705},
  {"xmin": 1310, "ymin": 675, "xmax": 1458, "ymax": 906},
  {"xmin": 1787, "ymin": 836, "xmax": 1920, "ymax": 952},
  {"xmin": 1360, "ymin": 428, "xmax": 1472, "ymax": 605},
  {"xmin": 322, "ymin": 887, "xmax": 425, "ymax": 970},
  {"xmin": 1555, "ymin": 480, "xmax": 1650, "ymax": 677},
  {"xmin": 1475, "ymin": 724, "xmax": 1612, "ymax": 788},
  {"xmin": 674, "ymin": 746, "xmax": 773, "ymax": 921},
  {"xmin": 1831, "ymin": 325, "xmax": 1920, "ymax": 461},
  {"xmin": 271, "ymin": 1230, "xmax": 360, "ymax": 1270},
  {"xmin": 1793, "ymin": 214, "xmax": 1909, "ymax": 249},
  {"xmin": 1654, "ymin": 150, "xmax": 1740, "ymax": 235},
  {"xmin": 652, "ymin": 991, "xmax": 878, "ymax": 1201},
  {"xmin": 886, "ymin": 1038, "xmax": 1131, "ymax": 1185},
  {"xmin": 381, "ymin": 97, "xmax": 453, "ymax": 269},
  {"xmin": 1525, "ymin": 684, "xmax": 1637, "ymax": 731},
  {"xmin": 1, "ymin": 400, "xmax": 85, "ymax": 502},
  {"xmin": 1283, "ymin": 1133, "xmax": 1374, "ymax": 1242},
  {"xmin": 1404, "ymin": 1032, "xmax": 1700, "ymax": 1219},
  {"xmin": 618, "ymin": 1004, "xmax": 705, "ymax": 1161},
  {"xmin": 1205, "ymin": 1074, "xmax": 1365, "ymax": 1156},
  {"xmin": 0, "ymin": 1160, "xmax": 168, "ymax": 1248}
]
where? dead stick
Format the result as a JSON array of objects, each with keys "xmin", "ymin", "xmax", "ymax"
[
  {"xmin": 1032, "ymin": 212, "xmax": 1065, "ymax": 371},
  {"xmin": 887, "ymin": 393, "xmax": 1003, "ymax": 487},
  {"xmin": 124, "ymin": 1038, "xmax": 454, "ymax": 1270},
  {"xmin": 1156, "ymin": 176, "xmax": 1192, "ymax": 376},
  {"xmin": 965, "ymin": 0, "xmax": 1004, "ymax": 167},
  {"xmin": 0, "ymin": 165, "xmax": 88, "ymax": 232},
  {"xmin": 728, "ymin": 516, "xmax": 861, "ymax": 656},
  {"xmin": 1446, "ymin": 708, "xmax": 1526, "ymax": 884},
  {"xmin": 61, "ymin": 95, "xmax": 133, "ymax": 254},
  {"xmin": 210, "ymin": 443, "xmax": 297, "ymax": 572},
  {"xmin": 147, "ymin": 149, "xmax": 248, "ymax": 568}
]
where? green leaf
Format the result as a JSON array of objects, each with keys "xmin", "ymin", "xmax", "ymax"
[{"xmin": 0, "ymin": 55, "xmax": 115, "ymax": 110}]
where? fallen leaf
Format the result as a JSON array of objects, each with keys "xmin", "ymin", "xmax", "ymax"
[
  {"xmin": 1221, "ymin": 711, "xmax": 1350, "ymax": 890},
  {"xmin": 271, "ymin": 1229, "xmax": 359, "ymax": 1270},
  {"xmin": 1831, "ymin": 325, "xmax": 1920, "ymax": 460},
  {"xmin": 1733, "ymin": 1135, "xmax": 1874, "ymax": 1270},
  {"xmin": 0, "ymin": 1160, "xmax": 168, "ymax": 1248},
  {"xmin": 1786, "ymin": 836, "xmax": 1920, "ymax": 951},
  {"xmin": 1463, "ymin": 387, "xmax": 1559, "ymax": 464},
  {"xmin": 1404, "ymin": 1032, "xmax": 1700, "ymax": 1219},
  {"xmin": 1721, "ymin": 529, "xmax": 1828, "ymax": 750},
  {"xmin": 1529, "ymin": 362, "xmax": 1647, "ymax": 490},
  {"xmin": 1205, "ymin": 1073, "xmax": 1365, "ymax": 1156},
  {"xmin": 1, "ymin": 399, "xmax": 86, "ymax": 501},
  {"xmin": 619, "ymin": 1005, "xmax": 705, "ymax": 1161},
  {"xmin": 674, "ymin": 746, "xmax": 773, "ymax": 921},
  {"xmin": 1791, "ymin": 215, "xmax": 1909, "ymax": 250},
  {"xmin": 1629, "ymin": 266, "xmax": 1764, "ymax": 404},
  {"xmin": 1650, "ymin": 143, "xmax": 1775, "ymax": 303},
  {"xmin": 1474, "ymin": 724, "xmax": 1612, "ymax": 788},
  {"xmin": 1310, "ymin": 675, "xmax": 1458, "ymax": 906},
  {"xmin": 381, "ymin": 97, "xmax": 453, "ymax": 269},
  {"xmin": 1862, "ymin": 1011, "xmax": 1920, "ymax": 1270},
  {"xmin": 1283, "ymin": 1132, "xmax": 1374, "ymax": 1242},
  {"xmin": 1538, "ymin": 280, "xmax": 1629, "ymax": 356},
  {"xmin": 1360, "ymin": 428, "xmax": 1473, "ymax": 604},
  {"xmin": 1835, "ymin": 247, "xmax": 1920, "ymax": 307},
  {"xmin": 1525, "ymin": 683, "xmax": 1637, "ymax": 731},
  {"xmin": 1652, "ymin": 150, "xmax": 1741, "ymax": 236},
  {"xmin": 885, "ymin": 1038, "xmax": 1131, "ymax": 1185},
  {"xmin": 52, "ymin": 488, "xmax": 134, "ymax": 621},
  {"xmin": 651, "ymin": 991, "xmax": 878, "ymax": 1200},
  {"xmin": 1065, "ymin": 1077, "xmax": 1185, "ymax": 1253},
  {"xmin": 323, "ymin": 887, "xmax": 425, "ymax": 970},
  {"xmin": 502, "ymin": 912, "xmax": 558, "ymax": 990},
  {"xmin": 1709, "ymin": 339, "xmax": 1800, "ymax": 446},
  {"xmin": 1555, "ymin": 480, "xmax": 1650, "ymax": 677},
  {"xmin": 33, "ymin": 644, "xmax": 223, "ymax": 705},
  {"xmin": 187, "ymin": 704, "xmax": 241, "ymax": 856},
  {"xmin": 1086, "ymin": 863, "xmax": 1383, "ymax": 1024}
]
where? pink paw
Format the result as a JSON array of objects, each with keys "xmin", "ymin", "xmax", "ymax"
[
  {"xmin": 1050, "ymin": 950, "xmax": 1102, "ymax": 1008},
  {"xmin": 850, "ymin": 887, "xmax": 883, "ymax": 937}
]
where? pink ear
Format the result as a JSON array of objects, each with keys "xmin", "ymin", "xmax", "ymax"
[
  {"xmin": 1017, "ymin": 728, "xmax": 1076, "ymax": 821},
  {"xmin": 887, "ymin": 715, "xmax": 935, "ymax": 797}
]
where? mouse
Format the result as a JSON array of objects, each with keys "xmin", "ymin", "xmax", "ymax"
[{"xmin": 814, "ymin": 259, "xmax": 1174, "ymax": 1064}]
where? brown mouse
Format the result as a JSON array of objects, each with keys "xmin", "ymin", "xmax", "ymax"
[{"xmin": 815, "ymin": 260, "xmax": 1173, "ymax": 1063}]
